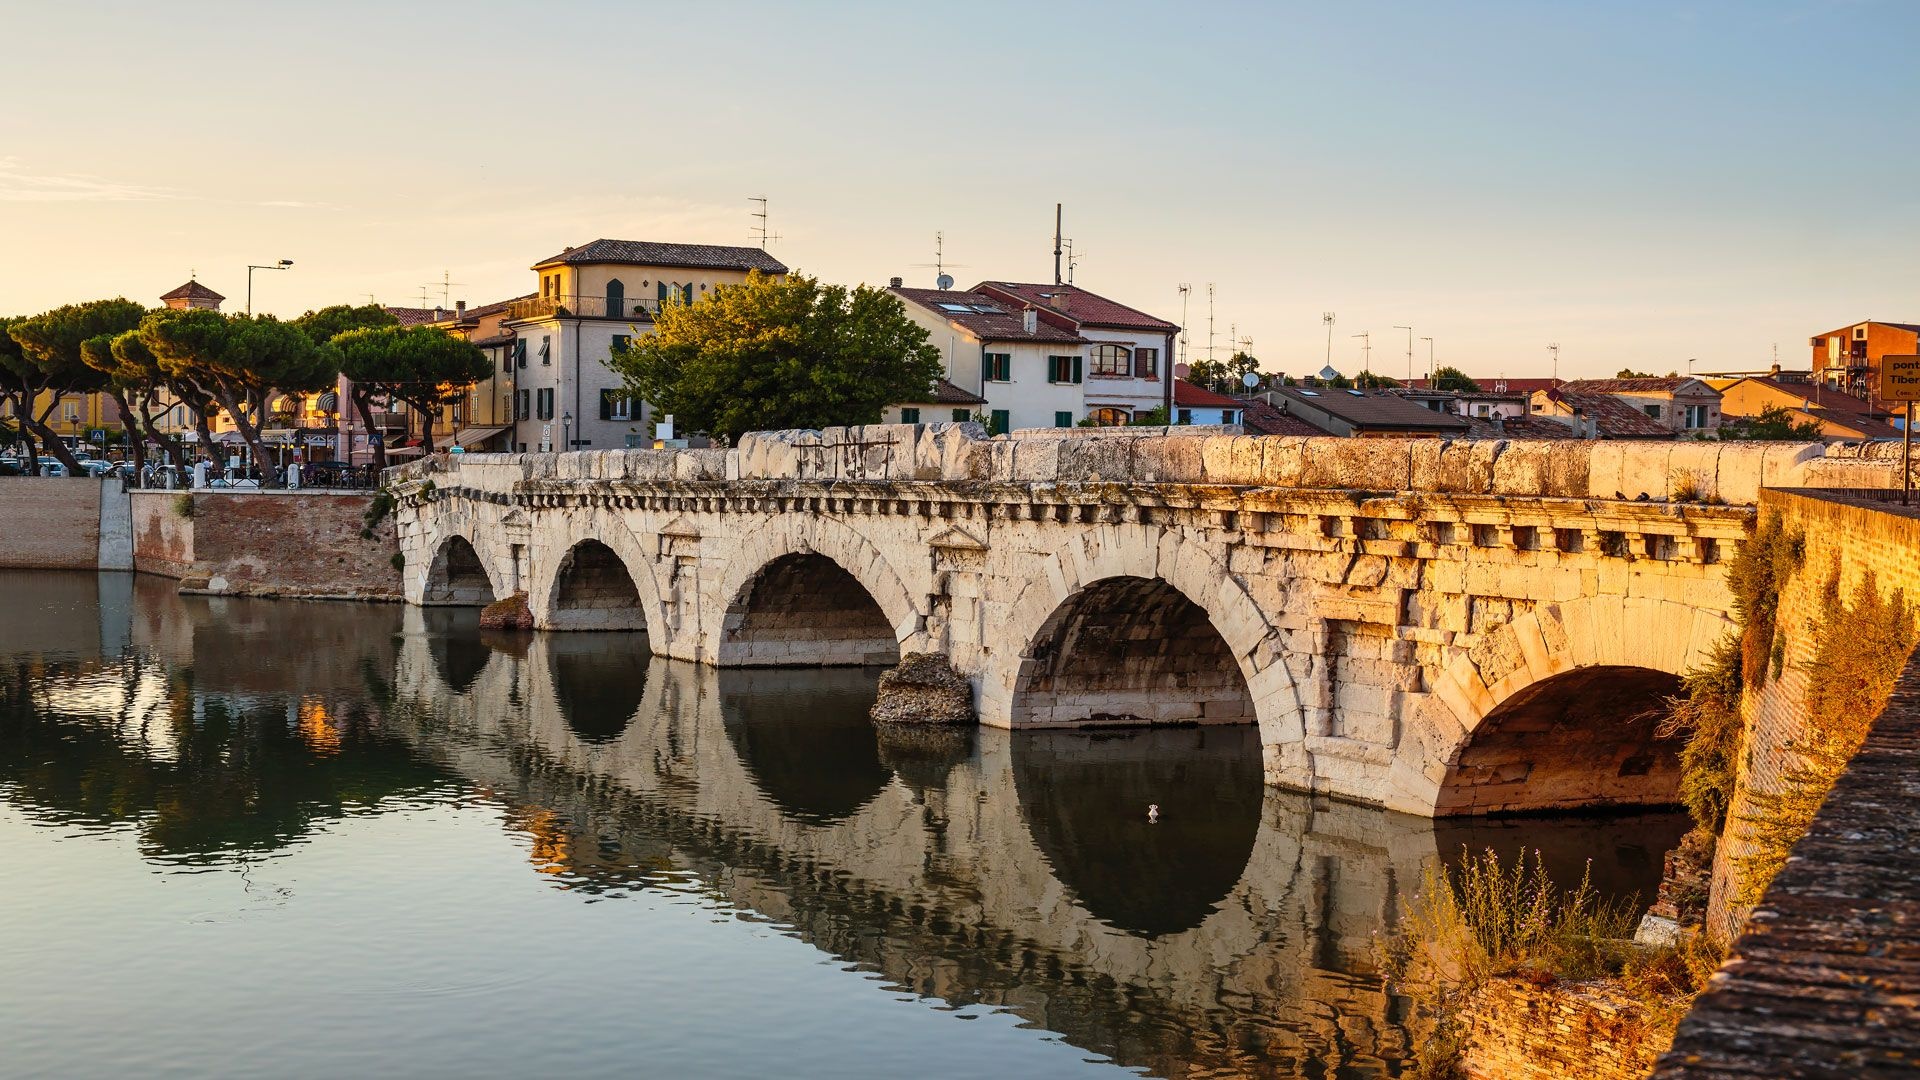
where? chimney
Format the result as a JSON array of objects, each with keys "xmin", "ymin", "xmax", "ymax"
[
  {"xmin": 456, "ymin": 300, "xmax": 467, "ymax": 318},
  {"xmin": 1048, "ymin": 292, "xmax": 1070, "ymax": 312},
  {"xmin": 889, "ymin": 276, "xmax": 903, "ymax": 288},
  {"xmin": 1769, "ymin": 362, "xmax": 1781, "ymax": 377},
  {"xmin": 433, "ymin": 306, "xmax": 445, "ymax": 321},
  {"xmin": 1022, "ymin": 308, "xmax": 1038, "ymax": 334}
]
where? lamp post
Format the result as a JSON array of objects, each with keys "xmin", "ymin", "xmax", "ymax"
[
  {"xmin": 246, "ymin": 259, "xmax": 294, "ymax": 314},
  {"xmin": 561, "ymin": 410, "xmax": 573, "ymax": 453}
]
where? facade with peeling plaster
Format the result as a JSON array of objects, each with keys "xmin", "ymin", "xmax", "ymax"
[{"xmin": 390, "ymin": 423, "xmax": 1902, "ymax": 818}]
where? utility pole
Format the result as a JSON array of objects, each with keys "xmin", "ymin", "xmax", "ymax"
[
  {"xmin": 1053, "ymin": 203, "xmax": 1063, "ymax": 285},
  {"xmin": 1352, "ymin": 332, "xmax": 1372, "ymax": 376},
  {"xmin": 1394, "ymin": 326, "xmax": 1414, "ymax": 382}
]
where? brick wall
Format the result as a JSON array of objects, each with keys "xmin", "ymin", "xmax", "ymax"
[
  {"xmin": 129, "ymin": 490, "xmax": 401, "ymax": 600},
  {"xmin": 1458, "ymin": 977, "xmax": 1669, "ymax": 1080},
  {"xmin": 0, "ymin": 477, "xmax": 102, "ymax": 569}
]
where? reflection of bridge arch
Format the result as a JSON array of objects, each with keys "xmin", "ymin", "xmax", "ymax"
[
  {"xmin": 718, "ymin": 668, "xmax": 892, "ymax": 824},
  {"xmin": 712, "ymin": 517, "xmax": 921, "ymax": 667},
  {"xmin": 422, "ymin": 532, "xmax": 503, "ymax": 605},
  {"xmin": 547, "ymin": 632, "xmax": 650, "ymax": 745},
  {"xmin": 530, "ymin": 518, "xmax": 666, "ymax": 638},
  {"xmin": 1405, "ymin": 596, "xmax": 1730, "ymax": 815},
  {"xmin": 985, "ymin": 526, "xmax": 1305, "ymax": 783}
]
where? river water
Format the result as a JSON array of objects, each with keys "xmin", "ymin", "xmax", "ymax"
[{"xmin": 0, "ymin": 571, "xmax": 1688, "ymax": 1079}]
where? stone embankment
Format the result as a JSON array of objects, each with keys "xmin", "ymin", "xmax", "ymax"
[
  {"xmin": 1459, "ymin": 977, "xmax": 1672, "ymax": 1080},
  {"xmin": 871, "ymin": 652, "xmax": 973, "ymax": 725}
]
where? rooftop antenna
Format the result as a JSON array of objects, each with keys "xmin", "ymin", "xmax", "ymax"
[
  {"xmin": 416, "ymin": 283, "xmax": 435, "ymax": 308},
  {"xmin": 1177, "ymin": 284, "xmax": 1192, "ymax": 369},
  {"xmin": 1420, "ymin": 336, "xmax": 1434, "ymax": 381},
  {"xmin": 1352, "ymin": 331, "xmax": 1372, "ymax": 375},
  {"xmin": 1394, "ymin": 325, "xmax": 1414, "ymax": 382},
  {"xmin": 429, "ymin": 270, "xmax": 465, "ymax": 308},
  {"xmin": 748, "ymin": 196, "xmax": 780, "ymax": 249},
  {"xmin": 1053, "ymin": 203, "xmax": 1063, "ymax": 285},
  {"xmin": 1064, "ymin": 239, "xmax": 1080, "ymax": 284},
  {"xmin": 911, "ymin": 232, "xmax": 967, "ymax": 289},
  {"xmin": 1322, "ymin": 312, "xmax": 1336, "ymax": 371},
  {"xmin": 1549, "ymin": 342, "xmax": 1562, "ymax": 381},
  {"xmin": 1206, "ymin": 284, "xmax": 1217, "ymax": 363}
]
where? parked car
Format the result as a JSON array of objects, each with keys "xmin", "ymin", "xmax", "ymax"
[
  {"xmin": 0, "ymin": 459, "xmax": 23, "ymax": 477},
  {"xmin": 37, "ymin": 462, "xmax": 68, "ymax": 477}
]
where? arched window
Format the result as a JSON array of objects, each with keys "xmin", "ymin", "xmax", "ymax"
[
  {"xmin": 1088, "ymin": 407, "xmax": 1131, "ymax": 427},
  {"xmin": 1090, "ymin": 343, "xmax": 1132, "ymax": 376},
  {"xmin": 605, "ymin": 278, "xmax": 624, "ymax": 317}
]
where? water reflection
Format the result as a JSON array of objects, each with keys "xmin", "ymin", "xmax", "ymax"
[{"xmin": 0, "ymin": 571, "xmax": 1692, "ymax": 1079}]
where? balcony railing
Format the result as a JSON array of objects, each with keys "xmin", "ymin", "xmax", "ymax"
[{"xmin": 505, "ymin": 295, "xmax": 663, "ymax": 321}]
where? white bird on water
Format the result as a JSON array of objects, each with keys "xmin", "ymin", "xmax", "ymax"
[{"xmin": 1147, "ymin": 804, "xmax": 1159, "ymax": 823}]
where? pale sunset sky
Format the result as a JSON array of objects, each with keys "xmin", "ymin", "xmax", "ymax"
[{"xmin": 1, "ymin": 0, "xmax": 1913, "ymax": 381}]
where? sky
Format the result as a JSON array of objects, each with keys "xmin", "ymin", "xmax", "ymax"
[{"xmin": 1, "ymin": 0, "xmax": 1915, "ymax": 381}]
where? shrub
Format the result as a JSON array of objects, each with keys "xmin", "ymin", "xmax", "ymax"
[
  {"xmin": 1660, "ymin": 635, "xmax": 1744, "ymax": 835},
  {"xmin": 172, "ymin": 493, "xmax": 194, "ymax": 519},
  {"xmin": 1726, "ymin": 510, "xmax": 1804, "ymax": 687}
]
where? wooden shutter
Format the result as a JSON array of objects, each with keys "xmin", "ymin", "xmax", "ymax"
[
  {"xmin": 599, "ymin": 390, "xmax": 612, "ymax": 421},
  {"xmin": 1072, "ymin": 356, "xmax": 1083, "ymax": 384}
]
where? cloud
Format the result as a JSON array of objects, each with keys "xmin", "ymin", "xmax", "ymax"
[{"xmin": 0, "ymin": 157, "xmax": 180, "ymax": 203}]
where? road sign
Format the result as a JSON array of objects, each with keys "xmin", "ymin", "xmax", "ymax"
[{"xmin": 1884, "ymin": 355, "xmax": 1920, "ymax": 403}]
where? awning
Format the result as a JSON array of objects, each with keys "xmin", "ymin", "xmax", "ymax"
[
  {"xmin": 454, "ymin": 425, "xmax": 509, "ymax": 447},
  {"xmin": 386, "ymin": 445, "xmax": 428, "ymax": 459}
]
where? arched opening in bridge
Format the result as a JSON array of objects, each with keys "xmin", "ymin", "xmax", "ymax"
[
  {"xmin": 1011, "ymin": 576, "xmax": 1254, "ymax": 727},
  {"xmin": 547, "ymin": 633, "xmax": 649, "ymax": 745},
  {"xmin": 720, "ymin": 668, "xmax": 892, "ymax": 825},
  {"xmin": 547, "ymin": 540, "xmax": 649, "ymax": 631},
  {"xmin": 1013, "ymin": 725, "xmax": 1264, "ymax": 936},
  {"xmin": 720, "ymin": 553, "xmax": 899, "ymax": 667},
  {"xmin": 424, "ymin": 536, "xmax": 494, "ymax": 606},
  {"xmin": 1435, "ymin": 665, "xmax": 1685, "ymax": 815}
]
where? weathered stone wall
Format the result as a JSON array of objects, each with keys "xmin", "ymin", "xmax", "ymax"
[
  {"xmin": 1460, "ymin": 977, "xmax": 1669, "ymax": 1080},
  {"xmin": 0, "ymin": 477, "xmax": 103, "ymax": 570},
  {"xmin": 129, "ymin": 490, "xmax": 400, "ymax": 600}
]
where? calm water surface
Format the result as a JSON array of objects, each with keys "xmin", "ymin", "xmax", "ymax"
[{"xmin": 0, "ymin": 572, "xmax": 1687, "ymax": 1079}]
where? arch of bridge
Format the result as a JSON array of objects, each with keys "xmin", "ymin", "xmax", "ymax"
[
  {"xmin": 529, "ymin": 509, "xmax": 668, "ymax": 639},
  {"xmin": 419, "ymin": 523, "xmax": 510, "ymax": 605},
  {"xmin": 708, "ymin": 513, "xmax": 927, "ymax": 662}
]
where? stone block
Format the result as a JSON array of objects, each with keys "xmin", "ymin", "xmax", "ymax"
[
  {"xmin": 1056, "ymin": 436, "xmax": 1135, "ymax": 482},
  {"xmin": 1011, "ymin": 439, "xmax": 1059, "ymax": 483},
  {"xmin": 1259, "ymin": 437, "xmax": 1311, "ymax": 487},
  {"xmin": 1134, "ymin": 434, "xmax": 1207, "ymax": 483},
  {"xmin": 1615, "ymin": 443, "xmax": 1673, "ymax": 500},
  {"xmin": 1492, "ymin": 441, "xmax": 1553, "ymax": 496},
  {"xmin": 1543, "ymin": 441, "xmax": 1592, "ymax": 498},
  {"xmin": 1201, "ymin": 435, "xmax": 1263, "ymax": 486}
]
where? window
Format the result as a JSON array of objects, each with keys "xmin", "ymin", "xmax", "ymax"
[
  {"xmin": 64, "ymin": 404, "xmax": 78, "ymax": 421},
  {"xmin": 1643, "ymin": 403, "xmax": 1662, "ymax": 420},
  {"xmin": 536, "ymin": 388, "xmax": 554, "ymax": 421},
  {"xmin": 599, "ymin": 390, "xmax": 636, "ymax": 421},
  {"xmin": 1475, "ymin": 403, "xmax": 1491, "ymax": 417},
  {"xmin": 1177, "ymin": 408, "xmax": 1193, "ymax": 424},
  {"xmin": 1133, "ymin": 347, "xmax": 1159, "ymax": 378},
  {"xmin": 1090, "ymin": 343, "xmax": 1132, "ymax": 376},
  {"xmin": 899, "ymin": 407, "xmax": 921, "ymax": 423},
  {"xmin": 983, "ymin": 352, "xmax": 1011, "ymax": 382},
  {"xmin": 605, "ymin": 279, "xmax": 624, "ymax": 316},
  {"xmin": 611, "ymin": 334, "xmax": 631, "ymax": 357},
  {"xmin": 1224, "ymin": 409, "xmax": 1239, "ymax": 425},
  {"xmin": 951, "ymin": 408, "xmax": 970, "ymax": 422},
  {"xmin": 515, "ymin": 339, "xmax": 527, "ymax": 368},
  {"xmin": 1048, "ymin": 354, "xmax": 1082, "ymax": 384},
  {"xmin": 1088, "ymin": 407, "xmax": 1130, "ymax": 426},
  {"xmin": 515, "ymin": 389, "xmax": 530, "ymax": 421},
  {"xmin": 539, "ymin": 336, "xmax": 551, "ymax": 366},
  {"xmin": 501, "ymin": 348, "xmax": 511, "ymax": 374},
  {"xmin": 1685, "ymin": 403, "xmax": 1710, "ymax": 429},
  {"xmin": 988, "ymin": 409, "xmax": 1010, "ymax": 435},
  {"xmin": 1055, "ymin": 410, "xmax": 1073, "ymax": 427}
]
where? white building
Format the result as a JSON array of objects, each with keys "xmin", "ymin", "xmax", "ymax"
[
  {"xmin": 971, "ymin": 282, "xmax": 1180, "ymax": 424},
  {"xmin": 500, "ymin": 239, "xmax": 788, "ymax": 451}
]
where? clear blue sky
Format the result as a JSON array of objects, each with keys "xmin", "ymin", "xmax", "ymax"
[{"xmin": 2, "ymin": 0, "xmax": 1914, "ymax": 380}]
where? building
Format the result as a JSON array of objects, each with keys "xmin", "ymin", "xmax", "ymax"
[
  {"xmin": 1390, "ymin": 386, "xmax": 1531, "ymax": 421},
  {"xmin": 884, "ymin": 379, "xmax": 988, "ymax": 426},
  {"xmin": 1809, "ymin": 320, "xmax": 1920, "ymax": 403},
  {"xmin": 1173, "ymin": 380, "xmax": 1244, "ymax": 426},
  {"xmin": 160, "ymin": 279, "xmax": 225, "ymax": 312},
  {"xmin": 888, "ymin": 284, "xmax": 1091, "ymax": 433},
  {"xmin": 1252, "ymin": 386, "xmax": 1471, "ymax": 438},
  {"xmin": 969, "ymin": 282, "xmax": 1178, "ymax": 422},
  {"xmin": 1528, "ymin": 386, "xmax": 1676, "ymax": 439},
  {"xmin": 501, "ymin": 239, "xmax": 788, "ymax": 451},
  {"xmin": 1709, "ymin": 369, "xmax": 1904, "ymax": 440},
  {"xmin": 1542, "ymin": 377, "xmax": 1723, "ymax": 437}
]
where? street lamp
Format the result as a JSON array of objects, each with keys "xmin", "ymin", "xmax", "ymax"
[
  {"xmin": 561, "ymin": 410, "xmax": 573, "ymax": 453},
  {"xmin": 246, "ymin": 259, "xmax": 294, "ymax": 314}
]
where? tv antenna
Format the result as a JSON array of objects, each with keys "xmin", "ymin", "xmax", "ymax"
[
  {"xmin": 1352, "ymin": 332, "xmax": 1372, "ymax": 374},
  {"xmin": 1394, "ymin": 325, "xmax": 1414, "ymax": 382},
  {"xmin": 1177, "ymin": 284, "xmax": 1192, "ymax": 367},
  {"xmin": 748, "ymin": 196, "xmax": 781, "ymax": 249},
  {"xmin": 1064, "ymin": 239, "xmax": 1080, "ymax": 284},
  {"xmin": 423, "ymin": 270, "xmax": 465, "ymax": 309},
  {"xmin": 1206, "ymin": 284, "xmax": 1217, "ymax": 363},
  {"xmin": 911, "ymin": 232, "xmax": 967, "ymax": 289},
  {"xmin": 1549, "ymin": 342, "xmax": 1562, "ymax": 380}
]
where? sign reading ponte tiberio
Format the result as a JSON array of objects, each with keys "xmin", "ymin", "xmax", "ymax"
[{"xmin": 1885, "ymin": 355, "xmax": 1920, "ymax": 403}]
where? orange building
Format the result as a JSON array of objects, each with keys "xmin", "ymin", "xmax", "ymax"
[{"xmin": 1809, "ymin": 320, "xmax": 1920, "ymax": 405}]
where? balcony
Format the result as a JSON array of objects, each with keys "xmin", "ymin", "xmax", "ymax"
[{"xmin": 505, "ymin": 294, "xmax": 662, "ymax": 322}]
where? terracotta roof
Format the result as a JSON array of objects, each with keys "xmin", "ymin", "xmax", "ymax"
[
  {"xmin": 1804, "ymin": 408, "xmax": 1905, "ymax": 440},
  {"xmin": 1724, "ymin": 376, "xmax": 1892, "ymax": 419},
  {"xmin": 532, "ymin": 239, "xmax": 787, "ymax": 274},
  {"xmin": 385, "ymin": 306, "xmax": 447, "ymax": 327},
  {"xmin": 160, "ymin": 279, "xmax": 224, "ymax": 301},
  {"xmin": 1268, "ymin": 386, "xmax": 1472, "ymax": 431},
  {"xmin": 1559, "ymin": 377, "xmax": 1713, "ymax": 395},
  {"xmin": 929, "ymin": 378, "xmax": 986, "ymax": 406},
  {"xmin": 890, "ymin": 287, "xmax": 1087, "ymax": 344},
  {"xmin": 970, "ymin": 282, "xmax": 1178, "ymax": 333},
  {"xmin": 1404, "ymin": 377, "xmax": 1561, "ymax": 394},
  {"xmin": 1464, "ymin": 415, "xmax": 1582, "ymax": 440},
  {"xmin": 1815, "ymin": 320, "xmax": 1920, "ymax": 337},
  {"xmin": 1239, "ymin": 400, "xmax": 1326, "ymax": 436},
  {"xmin": 1173, "ymin": 380, "xmax": 1243, "ymax": 408},
  {"xmin": 1540, "ymin": 389, "xmax": 1673, "ymax": 438},
  {"xmin": 470, "ymin": 332, "xmax": 517, "ymax": 348},
  {"xmin": 463, "ymin": 293, "xmax": 537, "ymax": 320}
]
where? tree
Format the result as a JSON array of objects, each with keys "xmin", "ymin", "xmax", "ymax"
[
  {"xmin": 610, "ymin": 271, "xmax": 942, "ymax": 444},
  {"xmin": 139, "ymin": 310, "xmax": 337, "ymax": 484},
  {"xmin": 1719, "ymin": 405, "xmax": 1824, "ymax": 442},
  {"xmin": 1354, "ymin": 371, "xmax": 1400, "ymax": 389},
  {"xmin": 1431, "ymin": 366, "xmax": 1481, "ymax": 393},
  {"xmin": 331, "ymin": 325, "xmax": 490, "ymax": 469},
  {"xmin": 6, "ymin": 298, "xmax": 147, "ymax": 473},
  {"xmin": 1187, "ymin": 349, "xmax": 1260, "ymax": 394},
  {"xmin": 294, "ymin": 305, "xmax": 402, "ymax": 469},
  {"xmin": 1617, "ymin": 368, "xmax": 1679, "ymax": 379}
]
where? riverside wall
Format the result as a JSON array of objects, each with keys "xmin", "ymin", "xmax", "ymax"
[
  {"xmin": 126, "ymin": 489, "xmax": 401, "ymax": 600},
  {"xmin": 0, "ymin": 477, "xmax": 129, "ymax": 570}
]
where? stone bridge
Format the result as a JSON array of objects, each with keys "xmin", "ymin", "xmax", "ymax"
[{"xmin": 392, "ymin": 423, "xmax": 1867, "ymax": 818}]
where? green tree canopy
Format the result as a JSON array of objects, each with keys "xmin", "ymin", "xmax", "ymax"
[
  {"xmin": 293, "ymin": 303, "xmax": 399, "ymax": 345},
  {"xmin": 610, "ymin": 271, "xmax": 943, "ymax": 444},
  {"xmin": 1186, "ymin": 349, "xmax": 1261, "ymax": 394},
  {"xmin": 1431, "ymin": 365, "xmax": 1481, "ymax": 393},
  {"xmin": 6, "ymin": 298, "xmax": 147, "ymax": 471},
  {"xmin": 331, "ymin": 325, "xmax": 490, "ymax": 465},
  {"xmin": 1354, "ymin": 371, "xmax": 1401, "ymax": 389},
  {"xmin": 1616, "ymin": 368, "xmax": 1680, "ymax": 379}
]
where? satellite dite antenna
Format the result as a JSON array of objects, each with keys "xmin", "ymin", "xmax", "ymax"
[
  {"xmin": 749, "ymin": 196, "xmax": 780, "ymax": 249},
  {"xmin": 912, "ymin": 232, "xmax": 966, "ymax": 290}
]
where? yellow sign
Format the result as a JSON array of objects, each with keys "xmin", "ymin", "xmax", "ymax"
[{"xmin": 1886, "ymin": 355, "xmax": 1920, "ymax": 403}]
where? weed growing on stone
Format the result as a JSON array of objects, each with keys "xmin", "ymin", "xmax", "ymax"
[
  {"xmin": 172, "ymin": 493, "xmax": 194, "ymax": 519},
  {"xmin": 1726, "ymin": 509, "xmax": 1804, "ymax": 687},
  {"xmin": 1660, "ymin": 635, "xmax": 1744, "ymax": 837}
]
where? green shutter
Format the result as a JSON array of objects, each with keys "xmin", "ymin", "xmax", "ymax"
[
  {"xmin": 1055, "ymin": 411, "xmax": 1072, "ymax": 427},
  {"xmin": 990, "ymin": 409, "xmax": 1009, "ymax": 435},
  {"xmin": 658, "ymin": 282, "xmax": 669, "ymax": 304},
  {"xmin": 953, "ymin": 408, "xmax": 969, "ymax": 422},
  {"xmin": 900, "ymin": 407, "xmax": 920, "ymax": 423},
  {"xmin": 683, "ymin": 283, "xmax": 694, "ymax": 305},
  {"xmin": 982, "ymin": 352, "xmax": 993, "ymax": 383},
  {"xmin": 1072, "ymin": 356, "xmax": 1083, "ymax": 384},
  {"xmin": 599, "ymin": 390, "xmax": 612, "ymax": 421}
]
